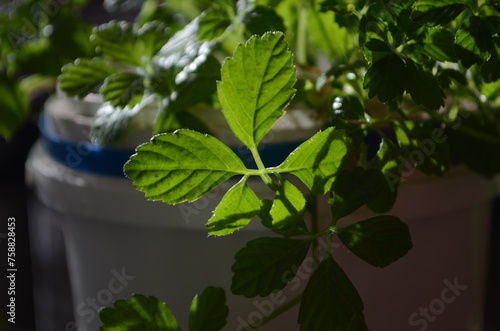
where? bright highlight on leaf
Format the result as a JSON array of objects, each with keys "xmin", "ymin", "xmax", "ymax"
[
  {"xmin": 262, "ymin": 179, "xmax": 308, "ymax": 235},
  {"xmin": 206, "ymin": 177, "xmax": 262, "ymax": 236},
  {"xmin": 189, "ymin": 286, "xmax": 228, "ymax": 331},
  {"xmin": 275, "ymin": 127, "xmax": 352, "ymax": 195},
  {"xmin": 99, "ymin": 294, "xmax": 181, "ymax": 331},
  {"xmin": 217, "ymin": 32, "xmax": 297, "ymax": 150},
  {"xmin": 124, "ymin": 130, "xmax": 247, "ymax": 204}
]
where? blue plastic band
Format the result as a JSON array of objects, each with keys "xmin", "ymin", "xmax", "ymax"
[{"xmin": 39, "ymin": 112, "xmax": 304, "ymax": 177}]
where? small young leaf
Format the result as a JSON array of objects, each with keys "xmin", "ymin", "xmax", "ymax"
[
  {"xmin": 363, "ymin": 53, "xmax": 407, "ymax": 103},
  {"xmin": 275, "ymin": 127, "xmax": 352, "ymax": 195},
  {"xmin": 261, "ymin": 180, "xmax": 308, "ymax": 235},
  {"xmin": 330, "ymin": 167, "xmax": 387, "ymax": 220},
  {"xmin": 206, "ymin": 177, "xmax": 262, "ymax": 236},
  {"xmin": 336, "ymin": 215, "xmax": 413, "ymax": 267},
  {"xmin": 91, "ymin": 21, "xmax": 142, "ymax": 67},
  {"xmin": 155, "ymin": 17, "xmax": 212, "ymax": 72},
  {"xmin": 137, "ymin": 21, "xmax": 171, "ymax": 59},
  {"xmin": 124, "ymin": 130, "xmax": 247, "ymax": 204},
  {"xmin": 298, "ymin": 256, "xmax": 368, "ymax": 331},
  {"xmin": 218, "ymin": 32, "xmax": 296, "ymax": 149},
  {"xmin": 0, "ymin": 75, "xmax": 29, "ymax": 140},
  {"xmin": 189, "ymin": 286, "xmax": 228, "ymax": 331},
  {"xmin": 100, "ymin": 72, "xmax": 145, "ymax": 108},
  {"xmin": 59, "ymin": 58, "xmax": 118, "ymax": 98},
  {"xmin": 198, "ymin": 8, "xmax": 231, "ymax": 41},
  {"xmin": 405, "ymin": 60, "xmax": 446, "ymax": 110},
  {"xmin": 99, "ymin": 294, "xmax": 181, "ymax": 331},
  {"xmin": 412, "ymin": 0, "xmax": 467, "ymax": 26},
  {"xmin": 231, "ymin": 237, "xmax": 311, "ymax": 298},
  {"xmin": 154, "ymin": 54, "xmax": 221, "ymax": 134}
]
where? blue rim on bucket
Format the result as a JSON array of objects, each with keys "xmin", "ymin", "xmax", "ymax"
[{"xmin": 38, "ymin": 112, "xmax": 305, "ymax": 177}]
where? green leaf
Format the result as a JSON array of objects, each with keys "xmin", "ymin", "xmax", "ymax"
[
  {"xmin": 481, "ymin": 79, "xmax": 500, "ymax": 101},
  {"xmin": 421, "ymin": 27, "xmax": 457, "ymax": 62},
  {"xmin": 336, "ymin": 215, "xmax": 413, "ymax": 267},
  {"xmin": 455, "ymin": 15, "xmax": 498, "ymax": 62},
  {"xmin": 261, "ymin": 180, "xmax": 308, "ymax": 235},
  {"xmin": 394, "ymin": 121, "xmax": 451, "ymax": 176},
  {"xmin": 137, "ymin": 21, "xmax": 171, "ymax": 59},
  {"xmin": 198, "ymin": 8, "xmax": 231, "ymax": 41},
  {"xmin": 59, "ymin": 58, "xmax": 119, "ymax": 98},
  {"xmin": 206, "ymin": 177, "xmax": 262, "ymax": 236},
  {"xmin": 481, "ymin": 53, "xmax": 500, "ymax": 83},
  {"xmin": 275, "ymin": 127, "xmax": 352, "ymax": 195},
  {"xmin": 405, "ymin": 60, "xmax": 446, "ymax": 110},
  {"xmin": 243, "ymin": 6, "xmax": 286, "ymax": 37},
  {"xmin": 154, "ymin": 18, "xmax": 212, "ymax": 72},
  {"xmin": 91, "ymin": 21, "xmax": 142, "ymax": 67},
  {"xmin": 298, "ymin": 256, "xmax": 368, "ymax": 331},
  {"xmin": 320, "ymin": 0, "xmax": 365, "ymax": 14},
  {"xmin": 363, "ymin": 53, "xmax": 407, "ymax": 103},
  {"xmin": 367, "ymin": 139, "xmax": 402, "ymax": 213},
  {"xmin": 217, "ymin": 32, "xmax": 296, "ymax": 149},
  {"xmin": 412, "ymin": 0, "xmax": 467, "ymax": 26},
  {"xmin": 99, "ymin": 294, "xmax": 181, "ymax": 331},
  {"xmin": 437, "ymin": 68, "xmax": 467, "ymax": 89},
  {"xmin": 364, "ymin": 39, "xmax": 392, "ymax": 53},
  {"xmin": 124, "ymin": 130, "xmax": 247, "ymax": 204},
  {"xmin": 154, "ymin": 55, "xmax": 221, "ymax": 134},
  {"xmin": 330, "ymin": 167, "xmax": 387, "ymax": 220},
  {"xmin": 100, "ymin": 72, "xmax": 145, "ymax": 108},
  {"xmin": 231, "ymin": 237, "xmax": 311, "ymax": 298},
  {"xmin": 0, "ymin": 75, "xmax": 29, "ymax": 140},
  {"xmin": 446, "ymin": 112, "xmax": 500, "ymax": 178},
  {"xmin": 189, "ymin": 286, "xmax": 228, "ymax": 331}
]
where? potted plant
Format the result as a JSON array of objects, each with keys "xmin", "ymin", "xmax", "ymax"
[{"xmin": 22, "ymin": 0, "xmax": 500, "ymax": 330}]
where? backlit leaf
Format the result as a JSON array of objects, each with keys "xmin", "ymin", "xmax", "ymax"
[
  {"xmin": 218, "ymin": 32, "xmax": 296, "ymax": 149},
  {"xmin": 206, "ymin": 177, "xmax": 262, "ymax": 236},
  {"xmin": 275, "ymin": 127, "xmax": 352, "ymax": 195},
  {"xmin": 125, "ymin": 130, "xmax": 247, "ymax": 204},
  {"xmin": 99, "ymin": 294, "xmax": 180, "ymax": 331}
]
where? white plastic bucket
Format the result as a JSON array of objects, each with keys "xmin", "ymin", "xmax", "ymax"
[{"xmin": 26, "ymin": 94, "xmax": 495, "ymax": 331}]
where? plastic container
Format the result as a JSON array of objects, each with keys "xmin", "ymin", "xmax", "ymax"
[{"xmin": 26, "ymin": 94, "xmax": 495, "ymax": 331}]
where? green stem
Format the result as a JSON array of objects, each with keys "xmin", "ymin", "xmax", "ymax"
[
  {"xmin": 244, "ymin": 294, "xmax": 303, "ymax": 330},
  {"xmin": 296, "ymin": 6, "xmax": 309, "ymax": 64},
  {"xmin": 250, "ymin": 147, "xmax": 275, "ymax": 187}
]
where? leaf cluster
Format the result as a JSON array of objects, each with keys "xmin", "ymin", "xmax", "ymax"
[{"xmin": 109, "ymin": 32, "xmax": 414, "ymax": 331}]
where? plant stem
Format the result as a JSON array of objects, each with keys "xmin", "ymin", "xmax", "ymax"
[
  {"xmin": 250, "ymin": 147, "xmax": 275, "ymax": 187},
  {"xmin": 296, "ymin": 6, "xmax": 309, "ymax": 64},
  {"xmin": 244, "ymin": 294, "xmax": 303, "ymax": 330}
]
